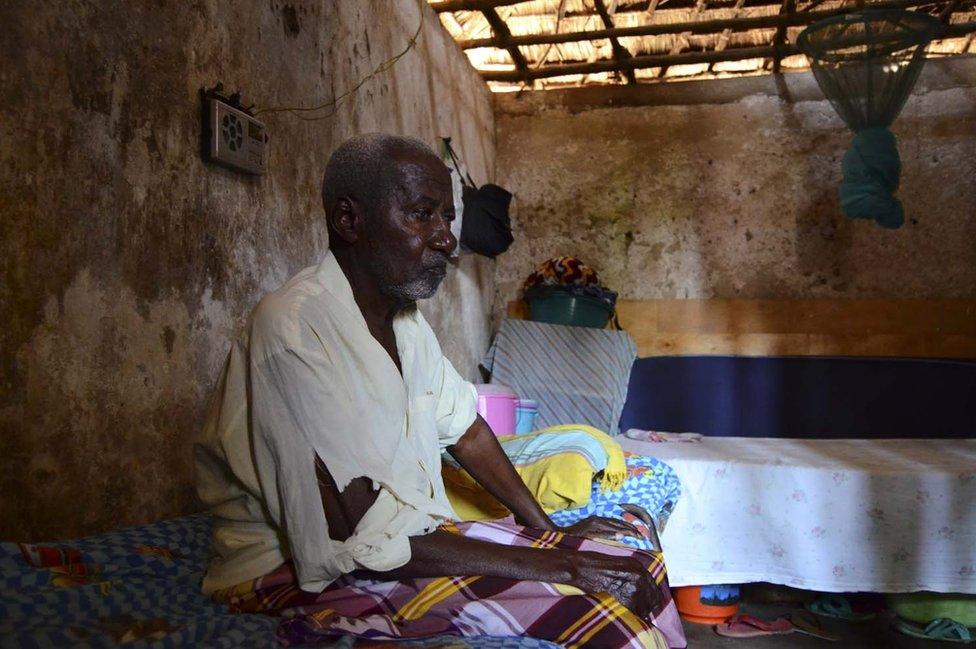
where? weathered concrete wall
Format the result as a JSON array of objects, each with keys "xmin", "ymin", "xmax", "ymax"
[
  {"xmin": 0, "ymin": 0, "xmax": 495, "ymax": 541},
  {"xmin": 493, "ymin": 58, "xmax": 976, "ymax": 317}
]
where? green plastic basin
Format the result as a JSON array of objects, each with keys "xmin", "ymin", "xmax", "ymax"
[
  {"xmin": 887, "ymin": 593, "xmax": 976, "ymax": 627},
  {"xmin": 528, "ymin": 293, "xmax": 612, "ymax": 329}
]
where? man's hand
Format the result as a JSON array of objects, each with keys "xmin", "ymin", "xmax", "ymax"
[
  {"xmin": 559, "ymin": 515, "xmax": 643, "ymax": 541},
  {"xmin": 570, "ymin": 551, "xmax": 661, "ymax": 618}
]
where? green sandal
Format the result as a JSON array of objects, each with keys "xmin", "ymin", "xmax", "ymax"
[
  {"xmin": 806, "ymin": 594, "xmax": 875, "ymax": 621},
  {"xmin": 893, "ymin": 617, "xmax": 973, "ymax": 643}
]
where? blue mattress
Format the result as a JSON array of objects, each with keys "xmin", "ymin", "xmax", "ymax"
[
  {"xmin": 620, "ymin": 355, "xmax": 976, "ymax": 438},
  {"xmin": 0, "ymin": 514, "xmax": 560, "ymax": 648}
]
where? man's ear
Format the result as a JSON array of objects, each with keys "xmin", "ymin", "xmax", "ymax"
[{"xmin": 328, "ymin": 197, "xmax": 361, "ymax": 244}]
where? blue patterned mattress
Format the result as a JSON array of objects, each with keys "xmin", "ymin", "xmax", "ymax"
[{"xmin": 0, "ymin": 455, "xmax": 679, "ymax": 648}]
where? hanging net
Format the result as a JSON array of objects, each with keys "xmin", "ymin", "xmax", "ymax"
[{"xmin": 797, "ymin": 9, "xmax": 944, "ymax": 228}]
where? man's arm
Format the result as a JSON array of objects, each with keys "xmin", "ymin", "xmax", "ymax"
[
  {"xmin": 445, "ymin": 415, "xmax": 552, "ymax": 529},
  {"xmin": 315, "ymin": 458, "xmax": 379, "ymax": 542},
  {"xmin": 315, "ymin": 455, "xmax": 659, "ymax": 618},
  {"xmin": 445, "ymin": 415, "xmax": 641, "ymax": 540},
  {"xmin": 365, "ymin": 529, "xmax": 659, "ymax": 618}
]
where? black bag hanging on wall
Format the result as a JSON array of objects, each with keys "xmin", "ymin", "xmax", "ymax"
[
  {"xmin": 461, "ymin": 183, "xmax": 514, "ymax": 258},
  {"xmin": 443, "ymin": 138, "xmax": 514, "ymax": 258}
]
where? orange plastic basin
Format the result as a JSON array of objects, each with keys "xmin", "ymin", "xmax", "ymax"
[{"xmin": 674, "ymin": 586, "xmax": 740, "ymax": 625}]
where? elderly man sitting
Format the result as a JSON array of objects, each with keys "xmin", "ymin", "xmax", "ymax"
[{"xmin": 195, "ymin": 134, "xmax": 684, "ymax": 648}]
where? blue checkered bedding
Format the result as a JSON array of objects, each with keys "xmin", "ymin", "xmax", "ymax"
[
  {"xmin": 0, "ymin": 456, "xmax": 678, "ymax": 648},
  {"xmin": 551, "ymin": 455, "xmax": 681, "ymax": 550},
  {"xmin": 0, "ymin": 514, "xmax": 277, "ymax": 648}
]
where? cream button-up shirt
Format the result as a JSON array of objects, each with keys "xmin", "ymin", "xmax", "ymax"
[{"xmin": 195, "ymin": 251, "xmax": 478, "ymax": 594}]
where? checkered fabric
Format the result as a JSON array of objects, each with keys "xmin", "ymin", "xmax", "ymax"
[
  {"xmin": 216, "ymin": 520, "xmax": 680, "ymax": 649},
  {"xmin": 0, "ymin": 514, "xmax": 277, "ymax": 648}
]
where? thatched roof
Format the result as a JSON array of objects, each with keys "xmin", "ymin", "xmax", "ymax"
[{"xmin": 429, "ymin": 0, "xmax": 976, "ymax": 91}]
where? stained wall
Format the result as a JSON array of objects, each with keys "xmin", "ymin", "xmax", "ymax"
[
  {"xmin": 0, "ymin": 0, "xmax": 495, "ymax": 540},
  {"xmin": 493, "ymin": 58, "xmax": 976, "ymax": 315}
]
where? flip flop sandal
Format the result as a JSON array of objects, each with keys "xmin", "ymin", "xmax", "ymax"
[
  {"xmin": 894, "ymin": 618, "xmax": 974, "ymax": 643},
  {"xmin": 714, "ymin": 614, "xmax": 795, "ymax": 638},
  {"xmin": 788, "ymin": 611, "xmax": 840, "ymax": 641},
  {"xmin": 806, "ymin": 594, "xmax": 875, "ymax": 621}
]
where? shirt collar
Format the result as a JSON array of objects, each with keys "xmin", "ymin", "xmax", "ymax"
[{"xmin": 314, "ymin": 250, "xmax": 419, "ymax": 371}]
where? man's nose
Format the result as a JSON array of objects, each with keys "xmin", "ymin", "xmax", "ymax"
[{"xmin": 429, "ymin": 218, "xmax": 457, "ymax": 255}]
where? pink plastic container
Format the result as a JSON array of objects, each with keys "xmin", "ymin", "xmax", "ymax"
[{"xmin": 475, "ymin": 384, "xmax": 518, "ymax": 437}]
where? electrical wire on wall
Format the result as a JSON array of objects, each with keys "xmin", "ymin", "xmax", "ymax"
[{"xmin": 254, "ymin": 0, "xmax": 425, "ymax": 122}]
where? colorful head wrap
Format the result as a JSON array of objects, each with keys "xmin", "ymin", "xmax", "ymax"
[
  {"xmin": 523, "ymin": 256, "xmax": 601, "ymax": 291},
  {"xmin": 522, "ymin": 256, "xmax": 617, "ymax": 309}
]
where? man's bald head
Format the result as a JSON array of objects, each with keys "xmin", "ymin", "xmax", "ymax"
[
  {"xmin": 322, "ymin": 133, "xmax": 439, "ymax": 229},
  {"xmin": 322, "ymin": 133, "xmax": 457, "ymax": 304}
]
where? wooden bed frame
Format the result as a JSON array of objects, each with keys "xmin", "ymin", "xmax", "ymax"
[{"xmin": 507, "ymin": 298, "xmax": 976, "ymax": 359}]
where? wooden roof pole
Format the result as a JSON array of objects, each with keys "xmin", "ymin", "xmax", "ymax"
[
  {"xmin": 485, "ymin": 43, "xmax": 794, "ymax": 81},
  {"xmin": 434, "ymin": 0, "xmax": 790, "ymax": 13},
  {"xmin": 455, "ymin": 0, "xmax": 963, "ymax": 48},
  {"xmin": 481, "ymin": 6, "xmax": 531, "ymax": 84},
  {"xmin": 772, "ymin": 0, "xmax": 797, "ymax": 74},
  {"xmin": 479, "ymin": 21, "xmax": 976, "ymax": 81},
  {"xmin": 430, "ymin": 0, "xmax": 528, "ymax": 12},
  {"xmin": 659, "ymin": 0, "xmax": 708, "ymax": 78},
  {"xmin": 593, "ymin": 0, "xmax": 637, "ymax": 83},
  {"xmin": 532, "ymin": 0, "xmax": 568, "ymax": 71},
  {"xmin": 708, "ymin": 0, "xmax": 748, "ymax": 73},
  {"xmin": 940, "ymin": 0, "xmax": 963, "ymax": 21}
]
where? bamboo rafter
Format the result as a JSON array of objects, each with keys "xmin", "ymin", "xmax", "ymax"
[{"xmin": 430, "ymin": 0, "xmax": 976, "ymax": 88}]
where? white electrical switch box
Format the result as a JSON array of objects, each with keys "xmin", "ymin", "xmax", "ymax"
[{"xmin": 205, "ymin": 96, "xmax": 268, "ymax": 175}]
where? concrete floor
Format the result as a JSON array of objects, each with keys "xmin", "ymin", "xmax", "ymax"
[{"xmin": 683, "ymin": 603, "xmax": 941, "ymax": 648}]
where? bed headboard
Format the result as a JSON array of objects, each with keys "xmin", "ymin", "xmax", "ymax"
[{"xmin": 507, "ymin": 298, "xmax": 976, "ymax": 359}]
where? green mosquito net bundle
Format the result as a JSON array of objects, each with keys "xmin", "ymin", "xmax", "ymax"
[{"xmin": 797, "ymin": 10, "xmax": 944, "ymax": 229}]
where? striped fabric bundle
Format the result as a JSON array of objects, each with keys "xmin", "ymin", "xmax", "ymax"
[{"xmin": 483, "ymin": 319, "xmax": 638, "ymax": 434}]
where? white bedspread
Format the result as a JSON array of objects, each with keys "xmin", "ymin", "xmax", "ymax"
[{"xmin": 620, "ymin": 437, "xmax": 976, "ymax": 593}]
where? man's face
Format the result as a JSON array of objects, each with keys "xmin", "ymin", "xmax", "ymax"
[{"xmin": 363, "ymin": 151, "xmax": 457, "ymax": 303}]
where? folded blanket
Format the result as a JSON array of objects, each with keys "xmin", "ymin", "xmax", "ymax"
[
  {"xmin": 483, "ymin": 319, "xmax": 638, "ymax": 434},
  {"xmin": 443, "ymin": 425, "xmax": 628, "ymax": 520}
]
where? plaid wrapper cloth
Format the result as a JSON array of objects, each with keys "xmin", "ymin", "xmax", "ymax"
[{"xmin": 214, "ymin": 519, "xmax": 685, "ymax": 649}]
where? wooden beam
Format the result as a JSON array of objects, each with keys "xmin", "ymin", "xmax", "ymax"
[
  {"xmin": 481, "ymin": 7, "xmax": 531, "ymax": 83},
  {"xmin": 485, "ymin": 43, "xmax": 790, "ymax": 80},
  {"xmin": 508, "ymin": 298, "xmax": 976, "ymax": 358},
  {"xmin": 433, "ymin": 0, "xmax": 787, "ymax": 13},
  {"xmin": 430, "ymin": 0, "xmax": 528, "ymax": 12},
  {"xmin": 593, "ymin": 0, "xmax": 637, "ymax": 83},
  {"xmin": 962, "ymin": 31, "xmax": 976, "ymax": 51},
  {"xmin": 645, "ymin": 0, "xmax": 663, "ymax": 19},
  {"xmin": 659, "ymin": 0, "xmax": 708, "ymax": 78},
  {"xmin": 532, "ymin": 0, "xmax": 568, "ymax": 70},
  {"xmin": 937, "ymin": 25, "xmax": 976, "ymax": 38},
  {"xmin": 708, "ymin": 0, "xmax": 748, "ymax": 73},
  {"xmin": 772, "ymin": 0, "xmax": 797, "ymax": 73},
  {"xmin": 940, "ymin": 0, "xmax": 963, "ymax": 21},
  {"xmin": 456, "ymin": 0, "xmax": 963, "ymax": 48},
  {"xmin": 480, "ymin": 22, "xmax": 976, "ymax": 80}
]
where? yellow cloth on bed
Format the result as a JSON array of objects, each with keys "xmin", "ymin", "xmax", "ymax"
[{"xmin": 442, "ymin": 424, "xmax": 627, "ymax": 521}]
